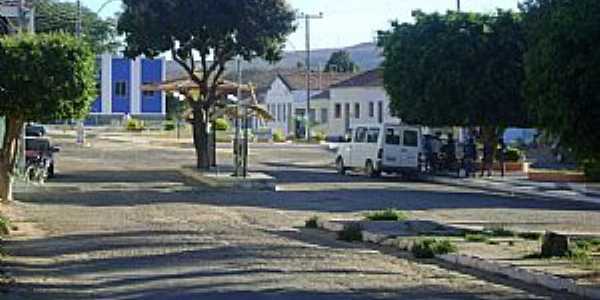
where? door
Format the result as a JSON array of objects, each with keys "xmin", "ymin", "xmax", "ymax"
[
  {"xmin": 399, "ymin": 128, "xmax": 421, "ymax": 169},
  {"xmin": 382, "ymin": 126, "xmax": 402, "ymax": 168},
  {"xmin": 351, "ymin": 127, "xmax": 368, "ymax": 167}
]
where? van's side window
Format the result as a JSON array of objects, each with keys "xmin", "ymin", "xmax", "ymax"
[
  {"xmin": 355, "ymin": 127, "xmax": 368, "ymax": 143},
  {"xmin": 385, "ymin": 128, "xmax": 400, "ymax": 145},
  {"xmin": 367, "ymin": 128, "xmax": 380, "ymax": 143},
  {"xmin": 403, "ymin": 130, "xmax": 419, "ymax": 147}
]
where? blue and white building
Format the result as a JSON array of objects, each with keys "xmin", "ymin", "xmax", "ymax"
[{"xmin": 89, "ymin": 54, "xmax": 166, "ymax": 122}]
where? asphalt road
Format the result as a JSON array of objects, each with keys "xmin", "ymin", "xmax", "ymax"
[{"xmin": 2, "ymin": 131, "xmax": 597, "ymax": 299}]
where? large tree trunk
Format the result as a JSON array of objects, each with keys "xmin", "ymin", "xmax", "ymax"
[
  {"xmin": 0, "ymin": 117, "xmax": 23, "ymax": 203},
  {"xmin": 481, "ymin": 126, "xmax": 499, "ymax": 162},
  {"xmin": 192, "ymin": 108, "xmax": 211, "ymax": 170}
]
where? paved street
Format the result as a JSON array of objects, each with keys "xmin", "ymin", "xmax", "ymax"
[{"xmin": 2, "ymin": 131, "xmax": 598, "ymax": 299}]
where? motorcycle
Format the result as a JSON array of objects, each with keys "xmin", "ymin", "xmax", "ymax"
[{"xmin": 25, "ymin": 155, "xmax": 50, "ymax": 184}]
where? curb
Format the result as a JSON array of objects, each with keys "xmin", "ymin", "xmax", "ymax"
[
  {"xmin": 318, "ymin": 220, "xmax": 599, "ymax": 299},
  {"xmin": 178, "ymin": 168, "xmax": 276, "ymax": 191},
  {"xmin": 425, "ymin": 176, "xmax": 600, "ymax": 206}
]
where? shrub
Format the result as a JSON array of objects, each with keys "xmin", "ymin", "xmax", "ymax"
[
  {"xmin": 411, "ymin": 239, "xmax": 457, "ymax": 259},
  {"xmin": 163, "ymin": 121, "xmax": 176, "ymax": 131},
  {"xmin": 214, "ymin": 118, "xmax": 229, "ymax": 131},
  {"xmin": 314, "ymin": 131, "xmax": 327, "ymax": 143},
  {"xmin": 337, "ymin": 223, "xmax": 363, "ymax": 242},
  {"xmin": 0, "ymin": 216, "xmax": 10, "ymax": 236},
  {"xmin": 272, "ymin": 130, "xmax": 286, "ymax": 143},
  {"xmin": 497, "ymin": 147, "xmax": 522, "ymax": 162},
  {"xmin": 305, "ymin": 216, "xmax": 319, "ymax": 229},
  {"xmin": 584, "ymin": 159, "xmax": 600, "ymax": 182},
  {"xmin": 465, "ymin": 234, "xmax": 489, "ymax": 243},
  {"xmin": 125, "ymin": 118, "xmax": 145, "ymax": 131},
  {"xmin": 518, "ymin": 232, "xmax": 543, "ymax": 241},
  {"xmin": 484, "ymin": 227, "xmax": 515, "ymax": 237},
  {"xmin": 365, "ymin": 209, "xmax": 408, "ymax": 221}
]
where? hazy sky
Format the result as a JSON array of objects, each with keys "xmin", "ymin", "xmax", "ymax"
[{"xmin": 81, "ymin": 0, "xmax": 520, "ymax": 51}]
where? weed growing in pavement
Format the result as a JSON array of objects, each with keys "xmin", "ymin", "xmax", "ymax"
[
  {"xmin": 465, "ymin": 234, "xmax": 489, "ymax": 243},
  {"xmin": 0, "ymin": 216, "xmax": 10, "ymax": 236},
  {"xmin": 518, "ymin": 232, "xmax": 543, "ymax": 241},
  {"xmin": 364, "ymin": 209, "xmax": 408, "ymax": 221},
  {"xmin": 483, "ymin": 226, "xmax": 515, "ymax": 237},
  {"xmin": 337, "ymin": 223, "xmax": 363, "ymax": 242},
  {"xmin": 305, "ymin": 216, "xmax": 319, "ymax": 229},
  {"xmin": 411, "ymin": 239, "xmax": 457, "ymax": 259}
]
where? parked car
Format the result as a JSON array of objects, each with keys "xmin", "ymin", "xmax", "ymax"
[
  {"xmin": 25, "ymin": 124, "xmax": 47, "ymax": 137},
  {"xmin": 25, "ymin": 137, "xmax": 59, "ymax": 178},
  {"xmin": 335, "ymin": 123, "xmax": 424, "ymax": 177}
]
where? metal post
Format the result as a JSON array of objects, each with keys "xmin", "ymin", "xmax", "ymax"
[
  {"xmin": 457, "ymin": 0, "xmax": 461, "ymax": 12},
  {"xmin": 234, "ymin": 57, "xmax": 242, "ymax": 177},
  {"xmin": 298, "ymin": 12, "xmax": 323, "ymax": 142}
]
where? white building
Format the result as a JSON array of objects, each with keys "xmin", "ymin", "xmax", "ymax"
[
  {"xmin": 263, "ymin": 72, "xmax": 353, "ymax": 138},
  {"xmin": 327, "ymin": 69, "xmax": 400, "ymax": 138}
]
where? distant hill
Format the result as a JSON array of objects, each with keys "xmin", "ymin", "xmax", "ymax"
[{"xmin": 166, "ymin": 42, "xmax": 383, "ymax": 84}]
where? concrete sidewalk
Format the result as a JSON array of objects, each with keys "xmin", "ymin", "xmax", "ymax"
[{"xmin": 426, "ymin": 174, "xmax": 600, "ymax": 205}]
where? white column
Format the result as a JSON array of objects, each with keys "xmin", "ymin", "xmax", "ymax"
[
  {"xmin": 161, "ymin": 57, "xmax": 166, "ymax": 115},
  {"xmin": 131, "ymin": 58, "xmax": 142, "ymax": 115},
  {"xmin": 101, "ymin": 53, "xmax": 112, "ymax": 114}
]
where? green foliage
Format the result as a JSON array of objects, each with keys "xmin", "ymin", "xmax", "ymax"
[
  {"xmin": 163, "ymin": 121, "xmax": 176, "ymax": 131},
  {"xmin": 503, "ymin": 147, "xmax": 523, "ymax": 162},
  {"xmin": 125, "ymin": 118, "xmax": 145, "ymax": 131},
  {"xmin": 34, "ymin": 0, "xmax": 120, "ymax": 53},
  {"xmin": 313, "ymin": 132, "xmax": 327, "ymax": 143},
  {"xmin": 272, "ymin": 130, "xmax": 286, "ymax": 143},
  {"xmin": 324, "ymin": 50, "xmax": 358, "ymax": 73},
  {"xmin": 483, "ymin": 227, "xmax": 515, "ymax": 237},
  {"xmin": 0, "ymin": 34, "xmax": 96, "ymax": 123},
  {"xmin": 521, "ymin": 0, "xmax": 600, "ymax": 164},
  {"xmin": 364, "ymin": 209, "xmax": 408, "ymax": 221},
  {"xmin": 411, "ymin": 239, "xmax": 457, "ymax": 259},
  {"xmin": 305, "ymin": 216, "xmax": 319, "ymax": 229},
  {"xmin": 465, "ymin": 234, "xmax": 489, "ymax": 243},
  {"xmin": 379, "ymin": 11, "xmax": 528, "ymax": 129},
  {"xmin": 518, "ymin": 232, "xmax": 543, "ymax": 241},
  {"xmin": 0, "ymin": 216, "xmax": 10, "ymax": 236},
  {"xmin": 214, "ymin": 118, "xmax": 230, "ymax": 132},
  {"xmin": 337, "ymin": 223, "xmax": 363, "ymax": 242},
  {"xmin": 584, "ymin": 160, "xmax": 600, "ymax": 182}
]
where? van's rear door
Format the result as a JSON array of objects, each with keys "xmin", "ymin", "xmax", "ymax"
[
  {"xmin": 399, "ymin": 128, "xmax": 421, "ymax": 169},
  {"xmin": 382, "ymin": 126, "xmax": 402, "ymax": 168}
]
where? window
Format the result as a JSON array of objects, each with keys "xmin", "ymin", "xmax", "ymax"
[
  {"xmin": 283, "ymin": 105, "xmax": 287, "ymax": 122},
  {"xmin": 115, "ymin": 81, "xmax": 127, "ymax": 97},
  {"xmin": 321, "ymin": 108, "xmax": 328, "ymax": 124},
  {"xmin": 354, "ymin": 103, "xmax": 361, "ymax": 119},
  {"xmin": 142, "ymin": 82, "xmax": 155, "ymax": 97},
  {"xmin": 309, "ymin": 109, "xmax": 316, "ymax": 123},
  {"xmin": 367, "ymin": 128, "xmax": 380, "ymax": 143},
  {"xmin": 277, "ymin": 104, "xmax": 282, "ymax": 122},
  {"xmin": 403, "ymin": 130, "xmax": 419, "ymax": 147},
  {"xmin": 385, "ymin": 128, "xmax": 400, "ymax": 145},
  {"xmin": 355, "ymin": 127, "xmax": 368, "ymax": 143},
  {"xmin": 378, "ymin": 101, "xmax": 384, "ymax": 124},
  {"xmin": 334, "ymin": 103, "xmax": 342, "ymax": 119},
  {"xmin": 369, "ymin": 102, "xmax": 375, "ymax": 118}
]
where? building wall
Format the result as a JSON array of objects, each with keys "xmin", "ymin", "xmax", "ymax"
[
  {"xmin": 111, "ymin": 58, "xmax": 132, "ymax": 114},
  {"xmin": 328, "ymin": 87, "xmax": 400, "ymax": 137},
  {"xmin": 264, "ymin": 78, "xmax": 294, "ymax": 135},
  {"xmin": 141, "ymin": 59, "xmax": 164, "ymax": 114}
]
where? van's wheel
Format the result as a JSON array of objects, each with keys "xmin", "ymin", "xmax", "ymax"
[
  {"xmin": 336, "ymin": 157, "xmax": 347, "ymax": 175},
  {"xmin": 365, "ymin": 160, "xmax": 380, "ymax": 178}
]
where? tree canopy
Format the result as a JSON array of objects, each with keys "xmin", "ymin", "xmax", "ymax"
[
  {"xmin": 117, "ymin": 0, "xmax": 296, "ymax": 169},
  {"xmin": 378, "ymin": 11, "xmax": 528, "ymax": 131},
  {"xmin": 521, "ymin": 0, "xmax": 600, "ymax": 162},
  {"xmin": 324, "ymin": 50, "xmax": 358, "ymax": 73},
  {"xmin": 34, "ymin": 0, "xmax": 120, "ymax": 53},
  {"xmin": 0, "ymin": 33, "xmax": 96, "ymax": 201}
]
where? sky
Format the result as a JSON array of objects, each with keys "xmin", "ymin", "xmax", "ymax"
[{"xmin": 80, "ymin": 0, "xmax": 520, "ymax": 51}]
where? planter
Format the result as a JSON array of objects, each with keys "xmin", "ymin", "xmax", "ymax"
[
  {"xmin": 474, "ymin": 162, "xmax": 526, "ymax": 172},
  {"xmin": 527, "ymin": 169, "xmax": 587, "ymax": 183}
]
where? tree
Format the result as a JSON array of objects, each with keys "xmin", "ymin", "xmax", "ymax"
[
  {"xmin": 378, "ymin": 10, "xmax": 528, "ymax": 149},
  {"xmin": 324, "ymin": 50, "xmax": 358, "ymax": 73},
  {"xmin": 521, "ymin": 0, "xmax": 600, "ymax": 166},
  {"xmin": 118, "ymin": 0, "xmax": 296, "ymax": 170},
  {"xmin": 0, "ymin": 33, "xmax": 96, "ymax": 202},
  {"xmin": 34, "ymin": 0, "xmax": 120, "ymax": 53}
]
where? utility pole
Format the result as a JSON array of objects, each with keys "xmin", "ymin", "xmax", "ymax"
[
  {"xmin": 457, "ymin": 0, "xmax": 461, "ymax": 12},
  {"xmin": 298, "ymin": 12, "xmax": 323, "ymax": 142},
  {"xmin": 76, "ymin": 0, "xmax": 81, "ymax": 37}
]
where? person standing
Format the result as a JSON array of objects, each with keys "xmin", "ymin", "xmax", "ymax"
[
  {"xmin": 463, "ymin": 138, "xmax": 477, "ymax": 178},
  {"xmin": 481, "ymin": 142, "xmax": 493, "ymax": 177},
  {"xmin": 431, "ymin": 132, "xmax": 442, "ymax": 172},
  {"xmin": 498, "ymin": 138, "xmax": 507, "ymax": 177}
]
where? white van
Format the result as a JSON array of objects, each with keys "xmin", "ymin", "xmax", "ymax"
[{"xmin": 335, "ymin": 124, "xmax": 423, "ymax": 177}]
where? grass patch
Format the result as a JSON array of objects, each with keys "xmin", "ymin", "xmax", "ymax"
[
  {"xmin": 487, "ymin": 240, "xmax": 500, "ymax": 245},
  {"xmin": 483, "ymin": 226, "xmax": 515, "ymax": 237},
  {"xmin": 518, "ymin": 232, "xmax": 543, "ymax": 241},
  {"xmin": 305, "ymin": 216, "xmax": 319, "ymax": 229},
  {"xmin": 0, "ymin": 216, "xmax": 10, "ymax": 236},
  {"xmin": 465, "ymin": 234, "xmax": 489, "ymax": 243},
  {"xmin": 364, "ymin": 209, "xmax": 408, "ymax": 221},
  {"xmin": 411, "ymin": 239, "xmax": 457, "ymax": 259},
  {"xmin": 337, "ymin": 223, "xmax": 363, "ymax": 242}
]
